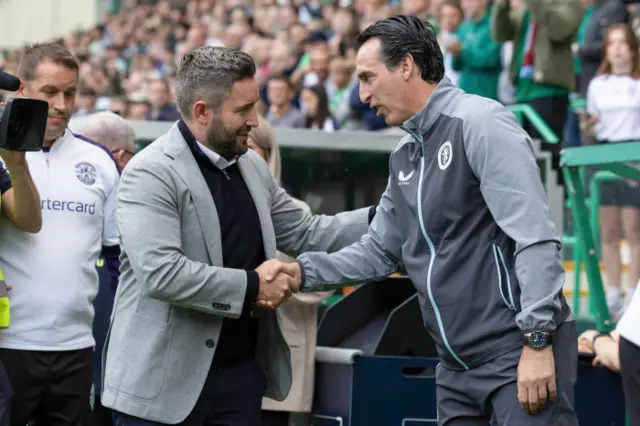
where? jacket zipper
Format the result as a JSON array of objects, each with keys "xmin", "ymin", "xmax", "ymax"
[
  {"xmin": 402, "ymin": 126, "xmax": 469, "ymax": 371},
  {"xmin": 492, "ymin": 244, "xmax": 515, "ymax": 311}
]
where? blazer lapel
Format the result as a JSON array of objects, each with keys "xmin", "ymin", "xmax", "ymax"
[
  {"xmin": 238, "ymin": 156, "xmax": 277, "ymax": 259},
  {"xmin": 164, "ymin": 124, "xmax": 223, "ymax": 265}
]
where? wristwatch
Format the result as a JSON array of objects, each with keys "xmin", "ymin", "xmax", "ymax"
[{"xmin": 523, "ymin": 331, "xmax": 553, "ymax": 350}]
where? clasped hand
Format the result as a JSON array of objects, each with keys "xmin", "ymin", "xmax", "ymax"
[{"xmin": 254, "ymin": 259, "xmax": 302, "ymax": 309}]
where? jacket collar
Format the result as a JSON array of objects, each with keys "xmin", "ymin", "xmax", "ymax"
[
  {"xmin": 176, "ymin": 119, "xmax": 240, "ymax": 170},
  {"xmin": 401, "ymin": 76, "xmax": 459, "ymax": 142}
]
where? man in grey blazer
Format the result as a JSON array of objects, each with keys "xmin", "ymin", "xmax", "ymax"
[{"xmin": 101, "ymin": 46, "xmax": 374, "ymax": 426}]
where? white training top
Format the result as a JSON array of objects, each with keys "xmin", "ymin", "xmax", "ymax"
[
  {"xmin": 0, "ymin": 130, "xmax": 119, "ymax": 351},
  {"xmin": 617, "ymin": 289, "xmax": 640, "ymax": 348},
  {"xmin": 587, "ymin": 74, "xmax": 640, "ymax": 142}
]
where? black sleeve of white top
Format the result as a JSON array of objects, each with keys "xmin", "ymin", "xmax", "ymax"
[{"xmin": 0, "ymin": 162, "xmax": 12, "ymax": 195}]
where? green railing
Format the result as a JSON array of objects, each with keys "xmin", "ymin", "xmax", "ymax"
[
  {"xmin": 507, "ymin": 104, "xmax": 560, "ymax": 144},
  {"xmin": 561, "ymin": 141, "xmax": 640, "ymax": 332},
  {"xmin": 569, "ymin": 171, "xmax": 623, "ymax": 316}
]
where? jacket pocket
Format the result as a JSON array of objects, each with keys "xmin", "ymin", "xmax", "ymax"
[
  {"xmin": 105, "ymin": 312, "xmax": 174, "ymax": 400},
  {"xmin": 492, "ymin": 244, "xmax": 515, "ymax": 311}
]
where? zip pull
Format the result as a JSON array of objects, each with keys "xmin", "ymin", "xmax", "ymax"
[{"xmin": 222, "ymin": 169, "xmax": 230, "ymax": 180}]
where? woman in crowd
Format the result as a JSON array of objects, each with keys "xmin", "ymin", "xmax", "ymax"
[
  {"xmin": 248, "ymin": 116, "xmax": 333, "ymax": 426},
  {"xmin": 300, "ymin": 84, "xmax": 339, "ymax": 132},
  {"xmin": 585, "ymin": 23, "xmax": 640, "ymax": 320},
  {"xmin": 438, "ymin": 0, "xmax": 463, "ymax": 86}
]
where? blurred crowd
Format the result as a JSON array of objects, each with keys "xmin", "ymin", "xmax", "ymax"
[{"xmin": 0, "ymin": 0, "xmax": 637, "ymax": 135}]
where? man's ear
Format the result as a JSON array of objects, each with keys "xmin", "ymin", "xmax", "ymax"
[
  {"xmin": 401, "ymin": 54, "xmax": 415, "ymax": 81},
  {"xmin": 113, "ymin": 150, "xmax": 126, "ymax": 172},
  {"xmin": 117, "ymin": 157, "xmax": 127, "ymax": 173},
  {"xmin": 192, "ymin": 100, "xmax": 210, "ymax": 126},
  {"xmin": 15, "ymin": 81, "xmax": 25, "ymax": 97}
]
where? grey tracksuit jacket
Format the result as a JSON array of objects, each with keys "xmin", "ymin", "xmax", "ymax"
[{"xmin": 297, "ymin": 78, "xmax": 571, "ymax": 371}]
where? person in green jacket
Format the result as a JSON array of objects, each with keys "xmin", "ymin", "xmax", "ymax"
[
  {"xmin": 448, "ymin": 0, "xmax": 502, "ymax": 100},
  {"xmin": 491, "ymin": 0, "xmax": 583, "ymax": 177}
]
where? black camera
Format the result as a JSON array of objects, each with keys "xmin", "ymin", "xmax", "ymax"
[{"xmin": 0, "ymin": 70, "xmax": 49, "ymax": 152}]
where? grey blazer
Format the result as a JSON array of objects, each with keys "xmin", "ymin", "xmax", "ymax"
[{"xmin": 101, "ymin": 123, "xmax": 370, "ymax": 423}]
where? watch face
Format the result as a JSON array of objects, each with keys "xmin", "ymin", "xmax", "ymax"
[{"xmin": 528, "ymin": 332, "xmax": 548, "ymax": 349}]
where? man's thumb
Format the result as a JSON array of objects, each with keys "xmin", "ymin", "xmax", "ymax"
[
  {"xmin": 283, "ymin": 263, "xmax": 298, "ymax": 278},
  {"xmin": 266, "ymin": 262, "xmax": 284, "ymax": 281}
]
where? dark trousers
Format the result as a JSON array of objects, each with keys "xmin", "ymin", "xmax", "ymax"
[
  {"xmin": 0, "ymin": 348, "xmax": 93, "ymax": 426},
  {"xmin": 524, "ymin": 95, "xmax": 570, "ymax": 185},
  {"xmin": 564, "ymin": 110, "xmax": 581, "ymax": 149},
  {"xmin": 261, "ymin": 410, "xmax": 289, "ymax": 426},
  {"xmin": 0, "ymin": 360, "xmax": 11, "ymax": 426},
  {"xmin": 620, "ymin": 337, "xmax": 640, "ymax": 426},
  {"xmin": 113, "ymin": 358, "xmax": 266, "ymax": 426},
  {"xmin": 436, "ymin": 321, "xmax": 578, "ymax": 425},
  {"xmin": 92, "ymin": 395, "xmax": 114, "ymax": 426}
]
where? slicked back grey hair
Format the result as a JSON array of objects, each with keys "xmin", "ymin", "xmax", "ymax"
[
  {"xmin": 80, "ymin": 111, "xmax": 136, "ymax": 152},
  {"xmin": 175, "ymin": 46, "xmax": 257, "ymax": 119}
]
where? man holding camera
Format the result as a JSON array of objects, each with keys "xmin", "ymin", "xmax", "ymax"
[
  {"xmin": 0, "ymin": 42, "xmax": 120, "ymax": 426},
  {"xmin": 0, "ymin": 71, "xmax": 45, "ymax": 426}
]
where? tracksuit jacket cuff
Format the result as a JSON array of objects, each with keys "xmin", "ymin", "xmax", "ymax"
[{"xmin": 296, "ymin": 260, "xmax": 307, "ymax": 292}]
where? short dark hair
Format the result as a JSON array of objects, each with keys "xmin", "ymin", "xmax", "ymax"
[
  {"xmin": 17, "ymin": 42, "xmax": 79, "ymax": 81},
  {"xmin": 357, "ymin": 15, "xmax": 444, "ymax": 84},
  {"xmin": 175, "ymin": 46, "xmax": 256, "ymax": 119},
  {"xmin": 267, "ymin": 74, "xmax": 294, "ymax": 91},
  {"xmin": 441, "ymin": 0, "xmax": 462, "ymax": 11}
]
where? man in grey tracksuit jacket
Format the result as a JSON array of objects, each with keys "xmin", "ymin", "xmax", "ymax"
[{"xmin": 273, "ymin": 15, "xmax": 579, "ymax": 426}]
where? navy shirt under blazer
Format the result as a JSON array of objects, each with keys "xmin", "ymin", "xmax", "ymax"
[{"xmin": 178, "ymin": 120, "xmax": 262, "ymax": 366}]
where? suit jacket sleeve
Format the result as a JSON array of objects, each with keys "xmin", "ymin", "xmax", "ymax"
[
  {"xmin": 117, "ymin": 159, "xmax": 248, "ymax": 318},
  {"xmin": 266, "ymin": 166, "xmax": 370, "ymax": 257}
]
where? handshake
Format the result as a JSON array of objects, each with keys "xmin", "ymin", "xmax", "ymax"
[{"xmin": 254, "ymin": 259, "xmax": 302, "ymax": 309}]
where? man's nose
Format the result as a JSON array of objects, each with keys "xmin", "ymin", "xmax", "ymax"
[
  {"xmin": 50, "ymin": 93, "xmax": 66, "ymax": 113},
  {"xmin": 247, "ymin": 107, "xmax": 260, "ymax": 128},
  {"xmin": 359, "ymin": 86, "xmax": 371, "ymax": 105}
]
